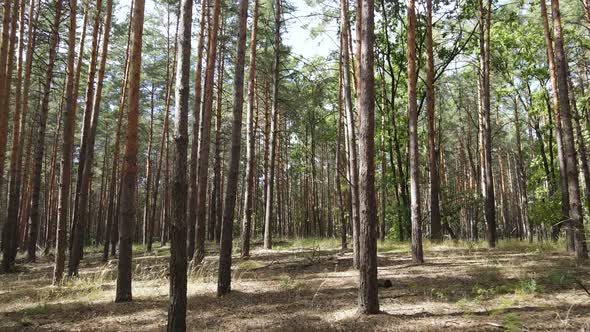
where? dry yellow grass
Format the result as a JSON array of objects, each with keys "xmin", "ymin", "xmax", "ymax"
[{"xmin": 1, "ymin": 240, "xmax": 589, "ymax": 331}]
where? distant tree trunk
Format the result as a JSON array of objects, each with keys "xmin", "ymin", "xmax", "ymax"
[
  {"xmin": 210, "ymin": 35, "xmax": 225, "ymax": 243},
  {"xmin": 143, "ymin": 86, "xmax": 155, "ymax": 245},
  {"xmin": 551, "ymin": 0, "xmax": 588, "ymax": 259},
  {"xmin": 187, "ymin": 0, "xmax": 208, "ymax": 259},
  {"xmin": 357, "ymin": 0, "xmax": 379, "ymax": 315},
  {"xmin": 336, "ymin": 67, "xmax": 347, "ymax": 250},
  {"xmin": 149, "ymin": 43, "xmax": 175, "ymax": 253},
  {"xmin": 512, "ymin": 99, "xmax": 530, "ymax": 242},
  {"xmin": 193, "ymin": 0, "xmax": 222, "ymax": 263},
  {"xmin": 217, "ymin": 0, "xmax": 248, "ymax": 295},
  {"xmin": 407, "ymin": 0, "xmax": 423, "ymax": 264},
  {"xmin": 240, "ymin": 0, "xmax": 259, "ymax": 258},
  {"xmin": 167, "ymin": 0, "xmax": 191, "ymax": 327},
  {"xmin": 116, "ymin": 0, "xmax": 146, "ymax": 301},
  {"xmin": 69, "ymin": 0, "xmax": 105, "ymax": 276},
  {"xmin": 426, "ymin": 0, "xmax": 441, "ymax": 241},
  {"xmin": 340, "ymin": 0, "xmax": 360, "ymax": 267},
  {"xmin": 263, "ymin": 0, "xmax": 282, "ymax": 249}
]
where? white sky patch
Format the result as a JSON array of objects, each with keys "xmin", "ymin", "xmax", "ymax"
[
  {"xmin": 113, "ymin": 0, "xmax": 337, "ymax": 59},
  {"xmin": 283, "ymin": 0, "xmax": 339, "ymax": 59}
]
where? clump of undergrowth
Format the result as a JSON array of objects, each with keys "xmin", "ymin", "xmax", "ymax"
[
  {"xmin": 188, "ymin": 260, "xmax": 217, "ymax": 283},
  {"xmin": 278, "ymin": 275, "xmax": 305, "ymax": 294},
  {"xmin": 545, "ymin": 269, "xmax": 576, "ymax": 288},
  {"xmin": 19, "ymin": 303, "xmax": 49, "ymax": 316}
]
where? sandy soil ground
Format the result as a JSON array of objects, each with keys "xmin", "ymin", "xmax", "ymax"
[{"xmin": 1, "ymin": 240, "xmax": 589, "ymax": 331}]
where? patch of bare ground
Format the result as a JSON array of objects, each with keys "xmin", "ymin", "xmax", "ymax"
[{"xmin": 1, "ymin": 240, "xmax": 589, "ymax": 331}]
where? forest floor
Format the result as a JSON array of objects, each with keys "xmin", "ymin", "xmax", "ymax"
[{"xmin": 1, "ymin": 239, "xmax": 589, "ymax": 331}]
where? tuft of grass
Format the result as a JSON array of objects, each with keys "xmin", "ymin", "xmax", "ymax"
[
  {"xmin": 237, "ymin": 261, "xmax": 259, "ymax": 270},
  {"xmin": 20, "ymin": 303, "xmax": 49, "ymax": 316},
  {"xmin": 546, "ymin": 269, "xmax": 576, "ymax": 287},
  {"xmin": 278, "ymin": 275, "xmax": 305, "ymax": 292},
  {"xmin": 514, "ymin": 277, "xmax": 540, "ymax": 295},
  {"xmin": 502, "ymin": 312, "xmax": 522, "ymax": 331}
]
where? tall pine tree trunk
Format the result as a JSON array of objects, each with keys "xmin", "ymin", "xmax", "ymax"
[
  {"xmin": 426, "ymin": 0, "xmax": 441, "ymax": 241},
  {"xmin": 550, "ymin": 0, "xmax": 588, "ymax": 259},
  {"xmin": 357, "ymin": 0, "xmax": 379, "ymax": 314},
  {"xmin": 193, "ymin": 0, "xmax": 222, "ymax": 263},
  {"xmin": 116, "ymin": 0, "xmax": 146, "ymax": 301},
  {"xmin": 218, "ymin": 0, "xmax": 248, "ymax": 295},
  {"xmin": 240, "ymin": 0, "xmax": 259, "ymax": 258},
  {"xmin": 407, "ymin": 0, "xmax": 423, "ymax": 264},
  {"xmin": 263, "ymin": 0, "xmax": 282, "ymax": 249},
  {"xmin": 168, "ymin": 0, "xmax": 192, "ymax": 327},
  {"xmin": 187, "ymin": 0, "xmax": 208, "ymax": 259}
]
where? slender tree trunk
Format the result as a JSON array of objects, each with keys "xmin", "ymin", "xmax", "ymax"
[
  {"xmin": 217, "ymin": 0, "xmax": 248, "ymax": 295},
  {"xmin": 0, "ymin": 0, "xmax": 16, "ymax": 201},
  {"xmin": 53, "ymin": 0, "xmax": 78, "ymax": 284},
  {"xmin": 336, "ymin": 69, "xmax": 347, "ymax": 250},
  {"xmin": 340, "ymin": 0, "xmax": 360, "ymax": 267},
  {"xmin": 210, "ymin": 35, "xmax": 225, "ymax": 243},
  {"xmin": 143, "ymin": 87, "xmax": 155, "ymax": 245},
  {"xmin": 263, "ymin": 0, "xmax": 282, "ymax": 249},
  {"xmin": 103, "ymin": 0, "xmax": 133, "ymax": 261},
  {"xmin": 426, "ymin": 0, "xmax": 441, "ymax": 241},
  {"xmin": 193, "ymin": 0, "xmax": 222, "ymax": 263},
  {"xmin": 116, "ymin": 0, "xmax": 146, "ymax": 301},
  {"xmin": 539, "ymin": 0, "xmax": 569, "ymax": 244},
  {"xmin": 240, "ymin": 0, "xmax": 259, "ymax": 258},
  {"xmin": 187, "ymin": 0, "xmax": 208, "ymax": 258},
  {"xmin": 407, "ymin": 0, "xmax": 423, "ymax": 264},
  {"xmin": 69, "ymin": 0, "xmax": 105, "ymax": 276},
  {"xmin": 167, "ymin": 0, "xmax": 191, "ymax": 327},
  {"xmin": 512, "ymin": 99, "xmax": 531, "ymax": 242},
  {"xmin": 478, "ymin": 0, "xmax": 496, "ymax": 248},
  {"xmin": 4, "ymin": 0, "xmax": 26, "ymax": 268}
]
